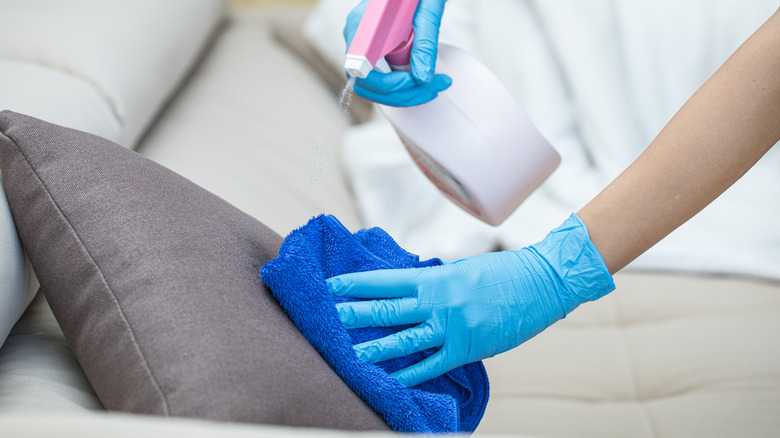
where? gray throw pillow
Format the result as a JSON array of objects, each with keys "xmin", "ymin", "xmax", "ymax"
[{"xmin": 0, "ymin": 110, "xmax": 389, "ymax": 430}]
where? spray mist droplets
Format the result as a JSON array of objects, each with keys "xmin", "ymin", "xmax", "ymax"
[{"xmin": 339, "ymin": 76, "xmax": 357, "ymax": 116}]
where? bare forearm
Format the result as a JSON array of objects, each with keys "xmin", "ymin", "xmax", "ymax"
[{"xmin": 578, "ymin": 9, "xmax": 780, "ymax": 274}]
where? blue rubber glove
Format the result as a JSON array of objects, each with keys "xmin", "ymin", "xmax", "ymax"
[
  {"xmin": 344, "ymin": 0, "xmax": 452, "ymax": 107},
  {"xmin": 326, "ymin": 214, "xmax": 615, "ymax": 388}
]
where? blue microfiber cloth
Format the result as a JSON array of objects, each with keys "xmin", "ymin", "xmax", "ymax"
[{"xmin": 260, "ymin": 215, "xmax": 489, "ymax": 434}]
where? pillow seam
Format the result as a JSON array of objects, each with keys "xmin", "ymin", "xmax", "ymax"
[{"xmin": 2, "ymin": 130, "xmax": 171, "ymax": 415}]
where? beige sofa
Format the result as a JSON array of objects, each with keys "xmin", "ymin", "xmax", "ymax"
[{"xmin": 1, "ymin": 1, "xmax": 779, "ymax": 437}]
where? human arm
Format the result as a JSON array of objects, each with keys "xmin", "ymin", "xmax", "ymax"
[
  {"xmin": 579, "ymin": 7, "xmax": 780, "ymax": 272},
  {"xmin": 329, "ymin": 8, "xmax": 780, "ymax": 388},
  {"xmin": 343, "ymin": 0, "xmax": 451, "ymax": 106}
]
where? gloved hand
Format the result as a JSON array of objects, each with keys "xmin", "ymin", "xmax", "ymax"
[
  {"xmin": 326, "ymin": 214, "xmax": 615, "ymax": 388},
  {"xmin": 344, "ymin": 0, "xmax": 451, "ymax": 107}
]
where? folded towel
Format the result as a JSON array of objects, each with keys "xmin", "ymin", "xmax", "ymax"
[{"xmin": 260, "ymin": 215, "xmax": 489, "ymax": 433}]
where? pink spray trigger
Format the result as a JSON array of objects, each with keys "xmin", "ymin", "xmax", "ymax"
[
  {"xmin": 345, "ymin": 0, "xmax": 419, "ymax": 78},
  {"xmin": 385, "ymin": 32, "xmax": 414, "ymax": 67}
]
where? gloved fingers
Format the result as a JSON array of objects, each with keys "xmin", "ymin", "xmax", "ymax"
[
  {"xmin": 355, "ymin": 71, "xmax": 418, "ymax": 94},
  {"xmin": 411, "ymin": 0, "xmax": 447, "ymax": 83},
  {"xmin": 343, "ymin": 0, "xmax": 370, "ymax": 50},
  {"xmin": 327, "ymin": 268, "xmax": 426, "ymax": 299},
  {"xmin": 335, "ymin": 297, "xmax": 427, "ymax": 329},
  {"xmin": 390, "ymin": 348, "xmax": 453, "ymax": 388},
  {"xmin": 354, "ymin": 74, "xmax": 452, "ymax": 107},
  {"xmin": 354, "ymin": 85, "xmax": 433, "ymax": 107},
  {"xmin": 352, "ymin": 322, "xmax": 443, "ymax": 364},
  {"xmin": 356, "ymin": 71, "xmax": 452, "ymax": 94}
]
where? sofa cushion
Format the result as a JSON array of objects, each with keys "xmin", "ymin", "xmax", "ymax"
[
  {"xmin": 477, "ymin": 271, "xmax": 780, "ymax": 437},
  {"xmin": 0, "ymin": 411, "xmax": 408, "ymax": 438},
  {"xmin": 0, "ymin": 0, "xmax": 227, "ymax": 148},
  {"xmin": 0, "ymin": 179, "xmax": 38, "ymax": 347},
  {"xmin": 0, "ymin": 59, "xmax": 123, "ymax": 144},
  {"xmin": 0, "ymin": 110, "xmax": 389, "ymax": 430},
  {"xmin": 0, "ymin": 292, "xmax": 100, "ymax": 412},
  {"xmin": 137, "ymin": 11, "xmax": 363, "ymax": 235}
]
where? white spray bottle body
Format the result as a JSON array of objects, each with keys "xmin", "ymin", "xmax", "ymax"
[
  {"xmin": 374, "ymin": 46, "xmax": 560, "ymax": 226},
  {"xmin": 346, "ymin": 0, "xmax": 559, "ymax": 226}
]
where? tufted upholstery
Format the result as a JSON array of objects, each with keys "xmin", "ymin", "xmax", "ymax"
[{"xmin": 480, "ymin": 271, "xmax": 780, "ymax": 437}]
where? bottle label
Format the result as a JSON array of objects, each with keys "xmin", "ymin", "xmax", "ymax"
[{"xmin": 396, "ymin": 130, "xmax": 484, "ymax": 218}]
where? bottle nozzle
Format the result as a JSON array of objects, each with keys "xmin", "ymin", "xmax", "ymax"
[
  {"xmin": 345, "ymin": 55, "xmax": 373, "ymax": 79},
  {"xmin": 344, "ymin": 0, "xmax": 420, "ymax": 75}
]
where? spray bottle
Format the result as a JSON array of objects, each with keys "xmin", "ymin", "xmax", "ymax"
[{"xmin": 345, "ymin": 0, "xmax": 560, "ymax": 226}]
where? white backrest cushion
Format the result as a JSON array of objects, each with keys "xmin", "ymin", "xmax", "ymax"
[
  {"xmin": 0, "ymin": 178, "xmax": 38, "ymax": 346},
  {"xmin": 0, "ymin": 59, "xmax": 123, "ymax": 143},
  {"xmin": 0, "ymin": 0, "xmax": 227, "ymax": 347},
  {"xmin": 0, "ymin": 0, "xmax": 228, "ymax": 148}
]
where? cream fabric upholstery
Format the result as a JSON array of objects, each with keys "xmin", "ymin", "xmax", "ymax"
[
  {"xmin": 479, "ymin": 272, "xmax": 780, "ymax": 437},
  {"xmin": 0, "ymin": 185, "xmax": 37, "ymax": 346},
  {"xmin": 0, "ymin": 293, "xmax": 99, "ymax": 412},
  {"xmin": 0, "ymin": 0, "xmax": 228, "ymax": 148},
  {"xmin": 0, "ymin": 410, "xmax": 526, "ymax": 438},
  {"xmin": 0, "ymin": 59, "xmax": 122, "ymax": 143},
  {"xmin": 138, "ymin": 10, "xmax": 362, "ymax": 235}
]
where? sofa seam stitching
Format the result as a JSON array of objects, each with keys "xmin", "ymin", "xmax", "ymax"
[
  {"xmin": 617, "ymin": 297, "xmax": 657, "ymax": 438},
  {"xmin": 2, "ymin": 128, "xmax": 171, "ymax": 414},
  {"xmin": 0, "ymin": 56, "xmax": 125, "ymax": 129}
]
